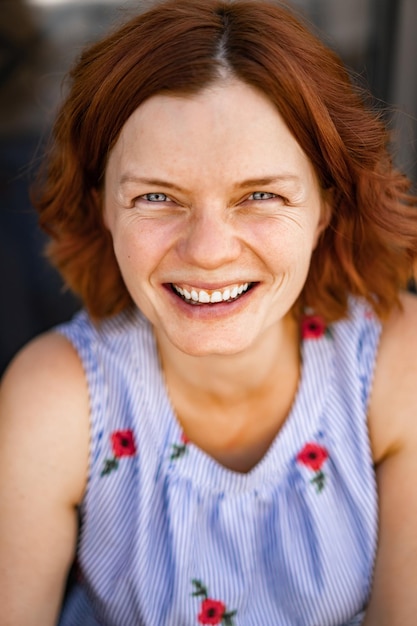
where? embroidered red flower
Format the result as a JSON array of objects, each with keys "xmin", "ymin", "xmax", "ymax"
[
  {"xmin": 198, "ymin": 599, "xmax": 226, "ymax": 625},
  {"xmin": 296, "ymin": 442, "xmax": 329, "ymax": 493},
  {"xmin": 111, "ymin": 430, "xmax": 137, "ymax": 457},
  {"xmin": 301, "ymin": 314, "xmax": 327, "ymax": 339},
  {"xmin": 297, "ymin": 442, "xmax": 328, "ymax": 471},
  {"xmin": 101, "ymin": 429, "xmax": 137, "ymax": 476},
  {"xmin": 191, "ymin": 579, "xmax": 237, "ymax": 626}
]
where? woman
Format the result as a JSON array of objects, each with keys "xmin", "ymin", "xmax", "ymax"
[{"xmin": 1, "ymin": 1, "xmax": 417, "ymax": 624}]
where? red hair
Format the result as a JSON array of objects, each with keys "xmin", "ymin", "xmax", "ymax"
[{"xmin": 34, "ymin": 0, "xmax": 417, "ymax": 321}]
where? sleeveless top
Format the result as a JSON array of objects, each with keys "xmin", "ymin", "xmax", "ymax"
[{"xmin": 57, "ymin": 298, "xmax": 380, "ymax": 626}]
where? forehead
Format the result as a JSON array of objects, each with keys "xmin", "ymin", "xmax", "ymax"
[{"xmin": 106, "ymin": 79, "xmax": 315, "ymax": 186}]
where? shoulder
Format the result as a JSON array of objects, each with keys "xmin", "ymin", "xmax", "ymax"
[
  {"xmin": 362, "ymin": 292, "xmax": 417, "ymax": 620},
  {"xmin": 0, "ymin": 330, "xmax": 89, "ymax": 505},
  {"xmin": 0, "ymin": 333, "xmax": 90, "ymax": 623},
  {"xmin": 369, "ymin": 291, "xmax": 417, "ymax": 464}
]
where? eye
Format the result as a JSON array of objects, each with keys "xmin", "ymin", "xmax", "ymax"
[
  {"xmin": 140, "ymin": 192, "xmax": 170, "ymax": 202},
  {"xmin": 249, "ymin": 191, "xmax": 278, "ymax": 201}
]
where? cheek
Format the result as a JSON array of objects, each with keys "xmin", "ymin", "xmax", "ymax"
[
  {"xmin": 110, "ymin": 227, "xmax": 149, "ymax": 285},
  {"xmin": 111, "ymin": 219, "xmax": 176, "ymax": 280},
  {"xmin": 253, "ymin": 218, "xmax": 318, "ymax": 263}
]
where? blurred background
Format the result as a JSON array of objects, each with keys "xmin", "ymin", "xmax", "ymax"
[{"xmin": 1, "ymin": 0, "xmax": 416, "ymax": 375}]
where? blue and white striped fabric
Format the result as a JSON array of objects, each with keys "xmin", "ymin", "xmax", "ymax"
[{"xmin": 58, "ymin": 298, "xmax": 380, "ymax": 626}]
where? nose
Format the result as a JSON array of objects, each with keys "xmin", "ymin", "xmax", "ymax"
[{"xmin": 178, "ymin": 209, "xmax": 242, "ymax": 269}]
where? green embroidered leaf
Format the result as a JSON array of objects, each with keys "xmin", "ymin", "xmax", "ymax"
[
  {"xmin": 191, "ymin": 579, "xmax": 208, "ymax": 598},
  {"xmin": 223, "ymin": 611, "xmax": 237, "ymax": 626},
  {"xmin": 170, "ymin": 444, "xmax": 187, "ymax": 461},
  {"xmin": 100, "ymin": 458, "xmax": 119, "ymax": 477},
  {"xmin": 325, "ymin": 326, "xmax": 334, "ymax": 340},
  {"xmin": 311, "ymin": 470, "xmax": 325, "ymax": 493}
]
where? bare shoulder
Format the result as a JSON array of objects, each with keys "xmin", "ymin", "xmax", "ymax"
[
  {"xmin": 364, "ymin": 292, "xmax": 417, "ymax": 623},
  {"xmin": 0, "ymin": 330, "xmax": 90, "ymax": 505},
  {"xmin": 0, "ymin": 331, "xmax": 90, "ymax": 624},
  {"xmin": 369, "ymin": 291, "xmax": 417, "ymax": 463}
]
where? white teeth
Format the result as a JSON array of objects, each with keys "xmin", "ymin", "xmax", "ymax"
[
  {"xmin": 199, "ymin": 290, "xmax": 210, "ymax": 304},
  {"xmin": 222, "ymin": 289, "xmax": 230, "ymax": 302},
  {"xmin": 173, "ymin": 282, "xmax": 251, "ymax": 304},
  {"xmin": 210, "ymin": 291, "xmax": 223, "ymax": 303}
]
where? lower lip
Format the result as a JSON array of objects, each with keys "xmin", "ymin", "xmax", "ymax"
[{"xmin": 163, "ymin": 284, "xmax": 258, "ymax": 319}]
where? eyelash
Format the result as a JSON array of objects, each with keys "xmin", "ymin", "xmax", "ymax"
[
  {"xmin": 138, "ymin": 191, "xmax": 281, "ymax": 204},
  {"xmin": 248, "ymin": 191, "xmax": 278, "ymax": 201},
  {"xmin": 140, "ymin": 193, "xmax": 170, "ymax": 202}
]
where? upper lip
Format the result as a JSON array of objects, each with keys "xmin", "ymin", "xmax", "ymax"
[{"xmin": 166, "ymin": 281, "xmax": 256, "ymax": 290}]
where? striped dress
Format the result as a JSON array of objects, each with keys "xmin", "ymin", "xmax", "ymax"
[{"xmin": 58, "ymin": 298, "xmax": 380, "ymax": 626}]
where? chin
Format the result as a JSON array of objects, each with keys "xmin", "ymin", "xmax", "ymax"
[{"xmin": 169, "ymin": 333, "xmax": 253, "ymax": 358}]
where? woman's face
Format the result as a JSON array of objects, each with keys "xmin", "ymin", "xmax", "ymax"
[{"xmin": 103, "ymin": 79, "xmax": 330, "ymax": 357}]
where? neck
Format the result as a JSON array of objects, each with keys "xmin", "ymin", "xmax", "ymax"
[
  {"xmin": 155, "ymin": 313, "xmax": 300, "ymax": 404},
  {"xmin": 155, "ymin": 314, "xmax": 301, "ymax": 472}
]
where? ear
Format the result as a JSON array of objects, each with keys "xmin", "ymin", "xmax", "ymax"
[{"xmin": 313, "ymin": 187, "xmax": 333, "ymax": 248}]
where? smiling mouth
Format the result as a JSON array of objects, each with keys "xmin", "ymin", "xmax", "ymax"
[{"xmin": 170, "ymin": 282, "xmax": 255, "ymax": 305}]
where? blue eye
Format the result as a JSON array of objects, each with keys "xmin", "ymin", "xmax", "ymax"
[
  {"xmin": 250, "ymin": 192, "xmax": 276, "ymax": 201},
  {"xmin": 143, "ymin": 193, "xmax": 169, "ymax": 202}
]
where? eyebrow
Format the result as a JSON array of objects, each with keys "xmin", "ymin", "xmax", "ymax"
[
  {"xmin": 119, "ymin": 175, "xmax": 186, "ymax": 193},
  {"xmin": 231, "ymin": 175, "xmax": 302, "ymax": 190},
  {"xmin": 118, "ymin": 173, "xmax": 302, "ymax": 191}
]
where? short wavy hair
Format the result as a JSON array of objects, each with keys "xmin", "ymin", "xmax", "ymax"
[{"xmin": 34, "ymin": 0, "xmax": 417, "ymax": 321}]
